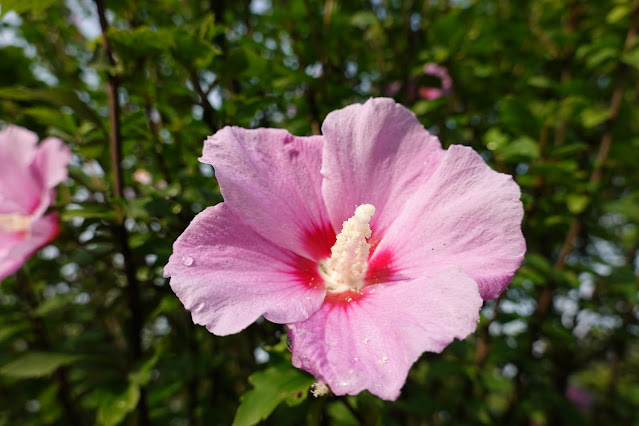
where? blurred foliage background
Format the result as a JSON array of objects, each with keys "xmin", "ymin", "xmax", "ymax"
[{"xmin": 1, "ymin": 0, "xmax": 638, "ymax": 425}]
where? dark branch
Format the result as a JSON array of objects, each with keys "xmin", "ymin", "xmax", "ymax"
[{"xmin": 94, "ymin": 1, "xmax": 149, "ymax": 424}]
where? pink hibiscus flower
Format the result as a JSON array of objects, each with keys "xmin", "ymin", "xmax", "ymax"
[
  {"xmin": 419, "ymin": 63, "xmax": 452, "ymax": 100},
  {"xmin": 0, "ymin": 125, "xmax": 71, "ymax": 282},
  {"xmin": 566, "ymin": 385, "xmax": 595, "ymax": 413},
  {"xmin": 164, "ymin": 98, "xmax": 525, "ymax": 400}
]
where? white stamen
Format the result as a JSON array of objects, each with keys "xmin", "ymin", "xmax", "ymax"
[
  {"xmin": 311, "ymin": 381, "xmax": 330, "ymax": 397},
  {"xmin": 320, "ymin": 204, "xmax": 375, "ymax": 292},
  {"xmin": 0, "ymin": 213, "xmax": 32, "ymax": 233}
]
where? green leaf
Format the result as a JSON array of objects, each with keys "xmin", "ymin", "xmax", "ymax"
[
  {"xmin": 128, "ymin": 352, "xmax": 160, "ymax": 387},
  {"xmin": 499, "ymin": 97, "xmax": 541, "ymax": 136},
  {"xmin": 0, "ymin": 322, "xmax": 29, "ymax": 344},
  {"xmin": 61, "ymin": 203, "xmax": 117, "ymax": 221},
  {"xmin": 483, "ymin": 127, "xmax": 509, "ymax": 151},
  {"xmin": 0, "ymin": 0, "xmax": 57, "ymax": 16},
  {"xmin": 621, "ymin": 47, "xmax": 639, "ymax": 70},
  {"xmin": 0, "ymin": 352, "xmax": 82, "ymax": 378},
  {"xmin": 0, "ymin": 87, "xmax": 103, "ymax": 128},
  {"xmin": 350, "ymin": 11, "xmax": 377, "ymax": 27},
  {"xmin": 496, "ymin": 136, "xmax": 540, "ymax": 162},
  {"xmin": 96, "ymin": 384, "xmax": 140, "ymax": 426},
  {"xmin": 581, "ymin": 107, "xmax": 611, "ymax": 128},
  {"xmin": 34, "ymin": 293, "xmax": 76, "ymax": 317},
  {"xmin": 233, "ymin": 363, "xmax": 315, "ymax": 426},
  {"xmin": 606, "ymin": 5, "xmax": 630, "ymax": 24},
  {"xmin": 566, "ymin": 194, "xmax": 590, "ymax": 214}
]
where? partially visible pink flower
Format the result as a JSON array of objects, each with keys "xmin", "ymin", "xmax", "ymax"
[
  {"xmin": 133, "ymin": 168, "xmax": 153, "ymax": 185},
  {"xmin": 419, "ymin": 63, "xmax": 452, "ymax": 100},
  {"xmin": 386, "ymin": 63, "xmax": 452, "ymax": 102},
  {"xmin": 566, "ymin": 385, "xmax": 595, "ymax": 413},
  {"xmin": 0, "ymin": 125, "xmax": 71, "ymax": 282},
  {"xmin": 165, "ymin": 98, "xmax": 525, "ymax": 400},
  {"xmin": 386, "ymin": 81, "xmax": 402, "ymax": 97}
]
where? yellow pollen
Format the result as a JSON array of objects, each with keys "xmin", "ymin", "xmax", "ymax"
[
  {"xmin": 0, "ymin": 213, "xmax": 33, "ymax": 233},
  {"xmin": 320, "ymin": 204, "xmax": 375, "ymax": 292}
]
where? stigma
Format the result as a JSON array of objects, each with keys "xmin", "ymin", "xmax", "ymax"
[
  {"xmin": 320, "ymin": 204, "xmax": 375, "ymax": 293},
  {"xmin": 0, "ymin": 213, "xmax": 33, "ymax": 234}
]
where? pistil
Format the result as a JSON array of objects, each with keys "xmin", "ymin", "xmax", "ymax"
[
  {"xmin": 0, "ymin": 213, "xmax": 33, "ymax": 233},
  {"xmin": 320, "ymin": 204, "xmax": 375, "ymax": 292}
]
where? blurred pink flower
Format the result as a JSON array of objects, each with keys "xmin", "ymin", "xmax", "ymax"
[
  {"xmin": 133, "ymin": 168, "xmax": 153, "ymax": 185},
  {"xmin": 386, "ymin": 63, "xmax": 452, "ymax": 102},
  {"xmin": 0, "ymin": 125, "xmax": 71, "ymax": 282},
  {"xmin": 165, "ymin": 98, "xmax": 525, "ymax": 400},
  {"xmin": 566, "ymin": 385, "xmax": 595, "ymax": 413},
  {"xmin": 419, "ymin": 63, "xmax": 453, "ymax": 100}
]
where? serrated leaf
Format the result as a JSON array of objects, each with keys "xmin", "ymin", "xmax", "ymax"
[
  {"xmin": 0, "ymin": 352, "xmax": 82, "ymax": 378},
  {"xmin": 233, "ymin": 363, "xmax": 314, "ymax": 426}
]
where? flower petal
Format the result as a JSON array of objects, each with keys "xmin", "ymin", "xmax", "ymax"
[
  {"xmin": 200, "ymin": 127, "xmax": 334, "ymax": 261},
  {"xmin": 288, "ymin": 268, "xmax": 482, "ymax": 400},
  {"xmin": 374, "ymin": 145, "xmax": 525, "ymax": 299},
  {"xmin": 0, "ymin": 126, "xmax": 41, "ymax": 213},
  {"xmin": 32, "ymin": 137, "xmax": 72, "ymax": 190},
  {"xmin": 164, "ymin": 203, "xmax": 326, "ymax": 336},
  {"xmin": 320, "ymin": 98, "xmax": 443, "ymax": 234},
  {"xmin": 0, "ymin": 213, "xmax": 59, "ymax": 282}
]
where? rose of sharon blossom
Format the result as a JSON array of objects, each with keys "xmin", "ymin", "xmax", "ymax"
[
  {"xmin": 386, "ymin": 63, "xmax": 452, "ymax": 102},
  {"xmin": 0, "ymin": 125, "xmax": 71, "ymax": 282},
  {"xmin": 566, "ymin": 385, "xmax": 595, "ymax": 413},
  {"xmin": 164, "ymin": 98, "xmax": 525, "ymax": 400},
  {"xmin": 419, "ymin": 63, "xmax": 452, "ymax": 100}
]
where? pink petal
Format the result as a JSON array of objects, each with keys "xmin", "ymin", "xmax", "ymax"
[
  {"xmin": 288, "ymin": 268, "xmax": 483, "ymax": 400},
  {"xmin": 0, "ymin": 213, "xmax": 59, "ymax": 282},
  {"xmin": 374, "ymin": 145, "xmax": 525, "ymax": 299},
  {"xmin": 164, "ymin": 203, "xmax": 326, "ymax": 336},
  {"xmin": 0, "ymin": 126, "xmax": 41, "ymax": 213},
  {"xmin": 423, "ymin": 63, "xmax": 452, "ymax": 94},
  {"xmin": 419, "ymin": 87, "xmax": 444, "ymax": 100},
  {"xmin": 200, "ymin": 127, "xmax": 334, "ymax": 261},
  {"xmin": 320, "ymin": 98, "xmax": 443, "ymax": 234},
  {"xmin": 32, "ymin": 137, "xmax": 72, "ymax": 190},
  {"xmin": 0, "ymin": 125, "xmax": 38, "ymax": 165}
]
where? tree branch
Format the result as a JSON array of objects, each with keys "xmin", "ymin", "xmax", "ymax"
[{"xmin": 94, "ymin": 1, "xmax": 149, "ymax": 424}]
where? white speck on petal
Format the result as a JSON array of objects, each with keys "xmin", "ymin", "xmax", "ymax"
[
  {"xmin": 363, "ymin": 337, "xmax": 370, "ymax": 345},
  {"xmin": 181, "ymin": 255, "xmax": 194, "ymax": 266},
  {"xmin": 378, "ymin": 356, "xmax": 389, "ymax": 365}
]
